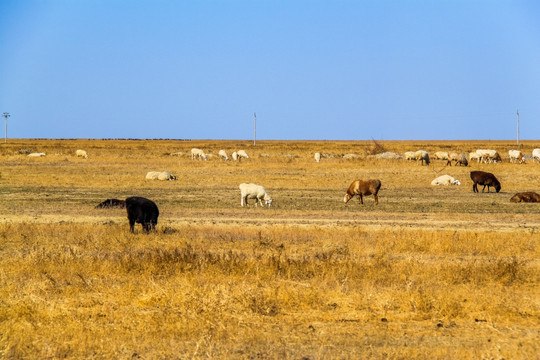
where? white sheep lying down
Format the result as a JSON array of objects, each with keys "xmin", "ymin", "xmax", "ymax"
[
  {"xmin": 431, "ymin": 174, "xmax": 461, "ymax": 186},
  {"xmin": 145, "ymin": 171, "xmax": 177, "ymax": 180},
  {"xmin": 239, "ymin": 183, "xmax": 272, "ymax": 207},
  {"xmin": 28, "ymin": 152, "xmax": 46, "ymax": 157}
]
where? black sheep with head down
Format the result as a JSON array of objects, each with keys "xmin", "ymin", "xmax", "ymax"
[{"xmin": 125, "ymin": 196, "xmax": 159, "ymax": 233}]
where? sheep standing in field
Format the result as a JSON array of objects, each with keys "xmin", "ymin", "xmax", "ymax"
[
  {"xmin": 476, "ymin": 149, "xmax": 501, "ymax": 164},
  {"xmin": 469, "ymin": 152, "xmax": 481, "ymax": 163},
  {"xmin": 532, "ymin": 148, "xmax": 540, "ymax": 163},
  {"xmin": 470, "ymin": 171, "xmax": 501, "ymax": 193},
  {"xmin": 433, "ymin": 151, "xmax": 449, "ymax": 161},
  {"xmin": 218, "ymin": 150, "xmax": 229, "ymax": 161},
  {"xmin": 231, "ymin": 152, "xmax": 238, "ymax": 161},
  {"xmin": 431, "ymin": 175, "xmax": 461, "ymax": 186},
  {"xmin": 509, "ymin": 150, "xmax": 524, "ymax": 164},
  {"xmin": 239, "ymin": 183, "xmax": 272, "ymax": 207},
  {"xmin": 145, "ymin": 171, "xmax": 177, "ymax": 180},
  {"xmin": 191, "ymin": 148, "xmax": 207, "ymax": 160},
  {"xmin": 126, "ymin": 196, "xmax": 159, "ymax": 233},
  {"xmin": 314, "ymin": 152, "xmax": 321, "ymax": 163},
  {"xmin": 415, "ymin": 150, "xmax": 430, "ymax": 166},
  {"xmin": 447, "ymin": 153, "xmax": 468, "ymax": 166},
  {"xmin": 344, "ymin": 179, "xmax": 381, "ymax": 205},
  {"xmin": 28, "ymin": 152, "xmax": 46, "ymax": 157},
  {"xmin": 404, "ymin": 151, "xmax": 416, "ymax": 161},
  {"xmin": 237, "ymin": 150, "xmax": 249, "ymax": 160},
  {"xmin": 76, "ymin": 149, "xmax": 88, "ymax": 159}
]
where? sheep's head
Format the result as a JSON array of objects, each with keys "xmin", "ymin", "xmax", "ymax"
[{"xmin": 344, "ymin": 193, "xmax": 352, "ymax": 203}]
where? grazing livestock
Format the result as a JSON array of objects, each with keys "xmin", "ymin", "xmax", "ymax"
[
  {"xmin": 415, "ymin": 150, "xmax": 430, "ymax": 166},
  {"xmin": 431, "ymin": 175, "xmax": 461, "ymax": 186},
  {"xmin": 509, "ymin": 150, "xmax": 525, "ymax": 164},
  {"xmin": 76, "ymin": 149, "xmax": 88, "ymax": 159},
  {"xmin": 344, "ymin": 179, "xmax": 381, "ymax": 205},
  {"xmin": 532, "ymin": 149, "xmax": 540, "ymax": 163},
  {"xmin": 476, "ymin": 149, "xmax": 501, "ymax": 164},
  {"xmin": 125, "ymin": 196, "xmax": 159, "ymax": 233},
  {"xmin": 95, "ymin": 199, "xmax": 126, "ymax": 209},
  {"xmin": 231, "ymin": 152, "xmax": 238, "ymax": 161},
  {"xmin": 510, "ymin": 192, "xmax": 540, "ymax": 203},
  {"xmin": 469, "ymin": 152, "xmax": 481, "ymax": 163},
  {"xmin": 28, "ymin": 152, "xmax": 46, "ymax": 157},
  {"xmin": 433, "ymin": 151, "xmax": 449, "ymax": 160},
  {"xmin": 239, "ymin": 183, "xmax": 272, "ymax": 207},
  {"xmin": 145, "ymin": 171, "xmax": 177, "ymax": 181},
  {"xmin": 237, "ymin": 150, "xmax": 249, "ymax": 159},
  {"xmin": 470, "ymin": 171, "xmax": 501, "ymax": 193},
  {"xmin": 218, "ymin": 150, "xmax": 229, "ymax": 161},
  {"xmin": 447, "ymin": 152, "xmax": 468, "ymax": 166},
  {"xmin": 314, "ymin": 152, "xmax": 321, "ymax": 163},
  {"xmin": 404, "ymin": 151, "xmax": 416, "ymax": 161},
  {"xmin": 191, "ymin": 148, "xmax": 207, "ymax": 160}
]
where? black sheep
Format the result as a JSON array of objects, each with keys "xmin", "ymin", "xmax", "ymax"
[
  {"xmin": 125, "ymin": 196, "xmax": 159, "ymax": 233},
  {"xmin": 470, "ymin": 171, "xmax": 501, "ymax": 193}
]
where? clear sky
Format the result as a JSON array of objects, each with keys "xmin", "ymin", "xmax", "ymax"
[{"xmin": 1, "ymin": 1, "xmax": 539, "ymax": 140}]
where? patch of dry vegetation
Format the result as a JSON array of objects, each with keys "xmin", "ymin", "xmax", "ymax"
[{"xmin": 0, "ymin": 139, "xmax": 539, "ymax": 358}]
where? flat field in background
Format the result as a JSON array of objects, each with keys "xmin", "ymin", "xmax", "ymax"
[{"xmin": 0, "ymin": 139, "xmax": 539, "ymax": 359}]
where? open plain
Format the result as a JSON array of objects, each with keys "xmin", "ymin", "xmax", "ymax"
[{"xmin": 0, "ymin": 139, "xmax": 539, "ymax": 359}]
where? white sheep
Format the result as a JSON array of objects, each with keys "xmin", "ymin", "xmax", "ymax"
[
  {"xmin": 431, "ymin": 175, "xmax": 461, "ymax": 186},
  {"xmin": 231, "ymin": 151, "xmax": 238, "ymax": 161},
  {"xmin": 28, "ymin": 152, "xmax": 46, "ymax": 157},
  {"xmin": 314, "ymin": 152, "xmax": 321, "ymax": 163},
  {"xmin": 404, "ymin": 151, "xmax": 416, "ymax": 161},
  {"xmin": 75, "ymin": 149, "xmax": 88, "ymax": 159},
  {"xmin": 191, "ymin": 148, "xmax": 207, "ymax": 160},
  {"xmin": 469, "ymin": 152, "xmax": 480, "ymax": 162},
  {"xmin": 218, "ymin": 150, "xmax": 229, "ymax": 161},
  {"xmin": 508, "ymin": 150, "xmax": 524, "ymax": 164},
  {"xmin": 237, "ymin": 150, "xmax": 249, "ymax": 159},
  {"xmin": 239, "ymin": 183, "xmax": 272, "ymax": 207},
  {"xmin": 533, "ymin": 148, "xmax": 540, "ymax": 163},
  {"xmin": 146, "ymin": 171, "xmax": 177, "ymax": 180},
  {"xmin": 433, "ymin": 151, "xmax": 449, "ymax": 160},
  {"xmin": 476, "ymin": 149, "xmax": 500, "ymax": 163},
  {"xmin": 415, "ymin": 150, "xmax": 430, "ymax": 166}
]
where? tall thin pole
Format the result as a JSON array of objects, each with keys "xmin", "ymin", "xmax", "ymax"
[
  {"xmin": 253, "ymin": 112, "xmax": 256, "ymax": 146},
  {"xmin": 2, "ymin": 112, "xmax": 9, "ymax": 144},
  {"xmin": 517, "ymin": 109, "xmax": 519, "ymax": 146}
]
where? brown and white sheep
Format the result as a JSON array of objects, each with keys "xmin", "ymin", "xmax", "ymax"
[{"xmin": 344, "ymin": 179, "xmax": 381, "ymax": 205}]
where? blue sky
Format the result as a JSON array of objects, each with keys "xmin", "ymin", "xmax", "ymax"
[{"xmin": 1, "ymin": 1, "xmax": 539, "ymax": 140}]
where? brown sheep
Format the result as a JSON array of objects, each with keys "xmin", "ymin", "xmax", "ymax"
[
  {"xmin": 344, "ymin": 179, "xmax": 382, "ymax": 205},
  {"xmin": 510, "ymin": 192, "xmax": 540, "ymax": 203},
  {"xmin": 470, "ymin": 171, "xmax": 501, "ymax": 193},
  {"xmin": 447, "ymin": 152, "xmax": 468, "ymax": 166}
]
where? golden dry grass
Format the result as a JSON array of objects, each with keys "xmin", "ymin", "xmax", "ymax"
[{"xmin": 0, "ymin": 139, "xmax": 539, "ymax": 359}]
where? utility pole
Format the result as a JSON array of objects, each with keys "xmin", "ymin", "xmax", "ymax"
[
  {"xmin": 516, "ymin": 109, "xmax": 520, "ymax": 146},
  {"xmin": 253, "ymin": 112, "xmax": 256, "ymax": 146},
  {"xmin": 2, "ymin": 112, "xmax": 9, "ymax": 144}
]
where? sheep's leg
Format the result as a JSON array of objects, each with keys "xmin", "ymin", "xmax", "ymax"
[
  {"xmin": 374, "ymin": 194, "xmax": 379, "ymax": 205},
  {"xmin": 129, "ymin": 219, "xmax": 136, "ymax": 233},
  {"xmin": 359, "ymin": 194, "xmax": 363, "ymax": 205},
  {"xmin": 241, "ymin": 195, "xmax": 245, "ymax": 207},
  {"xmin": 482, "ymin": 184, "xmax": 487, "ymax": 193},
  {"xmin": 473, "ymin": 183, "xmax": 478, "ymax": 193}
]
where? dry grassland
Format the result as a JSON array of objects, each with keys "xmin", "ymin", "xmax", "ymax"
[{"xmin": 0, "ymin": 139, "xmax": 539, "ymax": 359}]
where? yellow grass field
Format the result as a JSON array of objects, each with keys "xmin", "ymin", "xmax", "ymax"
[{"xmin": 0, "ymin": 139, "xmax": 539, "ymax": 359}]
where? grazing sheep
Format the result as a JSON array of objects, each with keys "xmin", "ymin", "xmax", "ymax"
[
  {"xmin": 126, "ymin": 196, "xmax": 159, "ymax": 233},
  {"xmin": 509, "ymin": 150, "xmax": 525, "ymax": 164},
  {"xmin": 239, "ymin": 183, "xmax": 272, "ymax": 207},
  {"xmin": 218, "ymin": 150, "xmax": 229, "ymax": 161},
  {"xmin": 145, "ymin": 171, "xmax": 177, "ymax": 180},
  {"xmin": 344, "ymin": 179, "xmax": 381, "ymax": 205},
  {"xmin": 28, "ymin": 152, "xmax": 46, "ymax": 157},
  {"xmin": 431, "ymin": 175, "xmax": 461, "ymax": 186},
  {"xmin": 415, "ymin": 150, "xmax": 430, "ymax": 166},
  {"xmin": 433, "ymin": 151, "xmax": 449, "ymax": 160},
  {"xmin": 470, "ymin": 171, "xmax": 501, "ymax": 193},
  {"xmin": 75, "ymin": 149, "xmax": 88, "ymax": 159},
  {"xmin": 510, "ymin": 192, "xmax": 540, "ymax": 203},
  {"xmin": 191, "ymin": 148, "xmax": 207, "ymax": 160},
  {"xmin": 469, "ymin": 152, "xmax": 481, "ymax": 163},
  {"xmin": 532, "ymin": 148, "xmax": 540, "ymax": 163},
  {"xmin": 447, "ymin": 152, "xmax": 468, "ymax": 166},
  {"xmin": 231, "ymin": 152, "xmax": 238, "ymax": 161},
  {"xmin": 95, "ymin": 199, "xmax": 126, "ymax": 209},
  {"xmin": 476, "ymin": 149, "xmax": 501, "ymax": 164},
  {"xmin": 237, "ymin": 150, "xmax": 249, "ymax": 159},
  {"xmin": 404, "ymin": 151, "xmax": 416, "ymax": 161},
  {"xmin": 314, "ymin": 152, "xmax": 321, "ymax": 163}
]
